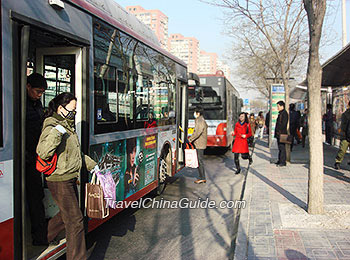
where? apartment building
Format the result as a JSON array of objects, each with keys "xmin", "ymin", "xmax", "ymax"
[
  {"xmin": 127, "ymin": 5, "xmax": 169, "ymax": 50},
  {"xmin": 167, "ymin": 33, "xmax": 200, "ymax": 73},
  {"xmin": 198, "ymin": 50, "xmax": 218, "ymax": 74},
  {"xmin": 217, "ymin": 60, "xmax": 231, "ymax": 80}
]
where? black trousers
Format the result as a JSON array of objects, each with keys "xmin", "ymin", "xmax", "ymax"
[
  {"xmin": 197, "ymin": 149, "xmax": 206, "ymax": 180},
  {"xmin": 47, "ymin": 178, "xmax": 86, "ymax": 260},
  {"xmin": 277, "ymin": 140, "xmax": 286, "ymax": 165},
  {"xmin": 325, "ymin": 125, "xmax": 333, "ymax": 144},
  {"xmin": 290, "ymin": 128, "xmax": 297, "ymax": 151},
  {"xmin": 25, "ymin": 162, "xmax": 47, "ymax": 243}
]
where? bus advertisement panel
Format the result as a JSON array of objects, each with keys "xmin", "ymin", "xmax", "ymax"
[{"xmin": 90, "ymin": 135, "xmax": 157, "ymax": 202}]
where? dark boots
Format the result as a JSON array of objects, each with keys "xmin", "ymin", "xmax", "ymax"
[{"xmin": 235, "ymin": 158, "xmax": 241, "ymax": 174}]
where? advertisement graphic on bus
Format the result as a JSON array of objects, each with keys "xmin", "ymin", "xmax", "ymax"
[{"xmin": 90, "ymin": 135, "xmax": 157, "ymax": 202}]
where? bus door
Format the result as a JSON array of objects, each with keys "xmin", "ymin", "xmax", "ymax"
[
  {"xmin": 36, "ymin": 47, "xmax": 83, "ymax": 142},
  {"xmin": 15, "ymin": 23, "xmax": 86, "ymax": 259},
  {"xmin": 177, "ymin": 81, "xmax": 188, "ymax": 167},
  {"xmin": 36, "ymin": 47, "xmax": 84, "ymax": 220}
]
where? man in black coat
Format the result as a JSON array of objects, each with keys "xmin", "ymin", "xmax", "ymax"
[
  {"xmin": 26, "ymin": 73, "xmax": 48, "ymax": 245},
  {"xmin": 289, "ymin": 103, "xmax": 301, "ymax": 151},
  {"xmin": 323, "ymin": 104, "xmax": 334, "ymax": 145},
  {"xmin": 275, "ymin": 101, "xmax": 288, "ymax": 167}
]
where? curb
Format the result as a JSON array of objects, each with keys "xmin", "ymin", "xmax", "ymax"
[
  {"xmin": 232, "ymin": 145, "xmax": 255, "ymax": 260},
  {"xmin": 233, "ymin": 167, "xmax": 252, "ymax": 259}
]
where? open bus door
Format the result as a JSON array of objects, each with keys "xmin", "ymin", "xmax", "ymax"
[
  {"xmin": 177, "ymin": 73, "xmax": 199, "ymax": 167},
  {"xmin": 14, "ymin": 21, "xmax": 88, "ymax": 259},
  {"xmin": 177, "ymin": 81, "xmax": 188, "ymax": 167}
]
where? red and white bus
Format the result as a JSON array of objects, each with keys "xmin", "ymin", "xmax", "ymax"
[
  {"xmin": 0, "ymin": 0, "xmax": 189, "ymax": 259},
  {"xmin": 188, "ymin": 71, "xmax": 242, "ymax": 148}
]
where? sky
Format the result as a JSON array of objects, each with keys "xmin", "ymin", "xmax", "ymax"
[{"xmin": 115, "ymin": 0, "xmax": 349, "ymax": 99}]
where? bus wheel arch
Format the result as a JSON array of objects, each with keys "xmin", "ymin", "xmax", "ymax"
[{"xmin": 156, "ymin": 142, "xmax": 172, "ymax": 195}]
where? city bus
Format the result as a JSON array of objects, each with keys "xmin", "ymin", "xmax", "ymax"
[
  {"xmin": 0, "ymin": 0, "xmax": 189, "ymax": 259},
  {"xmin": 188, "ymin": 71, "xmax": 242, "ymax": 148}
]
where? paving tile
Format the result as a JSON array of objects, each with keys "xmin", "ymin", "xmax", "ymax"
[{"xmin": 234, "ymin": 140, "xmax": 350, "ymax": 259}]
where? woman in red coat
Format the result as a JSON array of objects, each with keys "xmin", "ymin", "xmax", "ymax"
[{"xmin": 232, "ymin": 112, "xmax": 253, "ymax": 174}]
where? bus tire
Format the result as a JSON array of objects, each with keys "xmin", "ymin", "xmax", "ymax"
[{"xmin": 154, "ymin": 146, "xmax": 172, "ymax": 196}]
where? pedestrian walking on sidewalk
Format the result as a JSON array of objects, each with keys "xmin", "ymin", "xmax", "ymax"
[
  {"xmin": 289, "ymin": 103, "xmax": 300, "ymax": 151},
  {"xmin": 334, "ymin": 101, "xmax": 350, "ymax": 170},
  {"xmin": 323, "ymin": 104, "xmax": 335, "ymax": 145},
  {"xmin": 300, "ymin": 109, "xmax": 308, "ymax": 148},
  {"xmin": 249, "ymin": 113, "xmax": 257, "ymax": 136},
  {"xmin": 275, "ymin": 101, "xmax": 288, "ymax": 167},
  {"xmin": 255, "ymin": 111, "xmax": 265, "ymax": 139},
  {"xmin": 231, "ymin": 112, "xmax": 253, "ymax": 174},
  {"xmin": 188, "ymin": 106, "xmax": 208, "ymax": 184}
]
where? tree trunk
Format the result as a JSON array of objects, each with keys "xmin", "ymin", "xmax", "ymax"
[{"xmin": 303, "ymin": 0, "xmax": 326, "ymax": 215}]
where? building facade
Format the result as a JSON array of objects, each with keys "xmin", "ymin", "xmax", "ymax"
[
  {"xmin": 217, "ymin": 60, "xmax": 231, "ymax": 80},
  {"xmin": 167, "ymin": 33, "xmax": 200, "ymax": 73},
  {"xmin": 198, "ymin": 50, "xmax": 217, "ymax": 74},
  {"xmin": 127, "ymin": 5, "xmax": 169, "ymax": 50}
]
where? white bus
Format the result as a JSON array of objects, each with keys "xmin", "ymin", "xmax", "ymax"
[{"xmin": 0, "ymin": 0, "xmax": 189, "ymax": 259}]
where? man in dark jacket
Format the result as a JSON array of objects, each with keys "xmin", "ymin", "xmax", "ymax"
[
  {"xmin": 26, "ymin": 73, "xmax": 48, "ymax": 245},
  {"xmin": 188, "ymin": 106, "xmax": 208, "ymax": 184},
  {"xmin": 275, "ymin": 101, "xmax": 288, "ymax": 167},
  {"xmin": 289, "ymin": 103, "xmax": 301, "ymax": 151},
  {"xmin": 323, "ymin": 104, "xmax": 334, "ymax": 145},
  {"xmin": 334, "ymin": 101, "xmax": 350, "ymax": 169}
]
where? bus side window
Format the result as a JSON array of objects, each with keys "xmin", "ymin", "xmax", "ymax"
[
  {"xmin": 135, "ymin": 75, "xmax": 152, "ymax": 128},
  {"xmin": 94, "ymin": 64, "xmax": 117, "ymax": 124}
]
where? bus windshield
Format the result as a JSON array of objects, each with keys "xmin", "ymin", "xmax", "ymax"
[{"xmin": 188, "ymin": 85, "xmax": 226, "ymax": 120}]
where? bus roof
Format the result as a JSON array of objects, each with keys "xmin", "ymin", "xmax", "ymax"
[
  {"xmin": 198, "ymin": 72, "xmax": 240, "ymax": 98},
  {"xmin": 68, "ymin": 0, "xmax": 187, "ymax": 67},
  {"xmin": 198, "ymin": 70, "xmax": 226, "ymax": 78}
]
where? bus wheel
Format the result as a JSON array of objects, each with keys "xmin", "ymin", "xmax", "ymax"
[
  {"xmin": 155, "ymin": 148, "xmax": 171, "ymax": 195},
  {"xmin": 157, "ymin": 158, "xmax": 167, "ymax": 195}
]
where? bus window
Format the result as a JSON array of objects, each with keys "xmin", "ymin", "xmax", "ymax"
[
  {"xmin": 42, "ymin": 55, "xmax": 75, "ymax": 107},
  {"xmin": 135, "ymin": 75, "xmax": 154, "ymax": 128},
  {"xmin": 168, "ymin": 82, "xmax": 176, "ymax": 125},
  {"xmin": 94, "ymin": 64, "xmax": 117, "ymax": 124},
  {"xmin": 189, "ymin": 85, "xmax": 225, "ymax": 120}
]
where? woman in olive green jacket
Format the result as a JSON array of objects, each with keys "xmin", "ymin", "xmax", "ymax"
[{"xmin": 37, "ymin": 92, "xmax": 97, "ymax": 260}]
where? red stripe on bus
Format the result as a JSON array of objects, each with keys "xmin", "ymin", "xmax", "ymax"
[
  {"xmin": 0, "ymin": 218, "xmax": 14, "ymax": 260},
  {"xmin": 38, "ymin": 244, "xmax": 67, "ymax": 260}
]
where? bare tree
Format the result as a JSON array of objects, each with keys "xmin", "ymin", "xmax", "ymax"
[
  {"xmin": 226, "ymin": 19, "xmax": 308, "ymax": 99},
  {"xmin": 206, "ymin": 0, "xmax": 309, "ymax": 107},
  {"xmin": 303, "ymin": 0, "xmax": 326, "ymax": 214}
]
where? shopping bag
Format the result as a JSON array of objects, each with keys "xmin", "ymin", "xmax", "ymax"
[
  {"xmin": 296, "ymin": 129, "xmax": 302, "ymax": 140},
  {"xmin": 96, "ymin": 170, "xmax": 116, "ymax": 209},
  {"xmin": 85, "ymin": 172, "xmax": 109, "ymax": 219},
  {"xmin": 185, "ymin": 143, "xmax": 199, "ymax": 168},
  {"xmin": 279, "ymin": 134, "xmax": 293, "ymax": 144}
]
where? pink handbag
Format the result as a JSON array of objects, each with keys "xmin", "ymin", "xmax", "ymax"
[{"xmin": 96, "ymin": 170, "xmax": 117, "ymax": 209}]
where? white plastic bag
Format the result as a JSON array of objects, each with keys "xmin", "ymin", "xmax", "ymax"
[{"xmin": 185, "ymin": 143, "xmax": 199, "ymax": 168}]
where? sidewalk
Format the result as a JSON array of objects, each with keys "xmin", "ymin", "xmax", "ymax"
[{"xmin": 234, "ymin": 138, "xmax": 350, "ymax": 260}]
